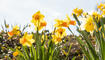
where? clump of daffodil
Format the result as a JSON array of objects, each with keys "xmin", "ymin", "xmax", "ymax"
[
  {"xmin": 20, "ymin": 32, "xmax": 35, "ymax": 47},
  {"xmin": 80, "ymin": 16, "xmax": 96, "ymax": 33},
  {"xmin": 31, "ymin": 11, "xmax": 47, "ymax": 31},
  {"xmin": 72, "ymin": 8, "xmax": 83, "ymax": 17},
  {"xmin": 53, "ymin": 15, "xmax": 76, "ymax": 44},
  {"xmin": 8, "ymin": 25, "xmax": 21, "ymax": 39},
  {"xmin": 52, "ymin": 27, "xmax": 67, "ymax": 44}
]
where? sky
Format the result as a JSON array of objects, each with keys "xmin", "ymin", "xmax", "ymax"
[{"xmin": 0, "ymin": 0, "xmax": 104, "ymax": 35}]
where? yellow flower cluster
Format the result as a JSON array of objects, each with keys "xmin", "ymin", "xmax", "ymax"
[
  {"xmin": 79, "ymin": 3, "xmax": 105, "ymax": 33},
  {"xmin": 20, "ymin": 32, "xmax": 35, "ymax": 47},
  {"xmin": 8, "ymin": 25, "xmax": 21, "ymax": 38},
  {"xmin": 72, "ymin": 8, "xmax": 83, "ymax": 17},
  {"xmin": 52, "ymin": 27, "xmax": 67, "ymax": 44},
  {"xmin": 52, "ymin": 15, "xmax": 76, "ymax": 44},
  {"xmin": 31, "ymin": 11, "xmax": 47, "ymax": 31}
]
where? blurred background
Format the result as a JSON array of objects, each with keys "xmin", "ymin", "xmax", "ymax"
[{"xmin": 0, "ymin": 0, "xmax": 104, "ymax": 35}]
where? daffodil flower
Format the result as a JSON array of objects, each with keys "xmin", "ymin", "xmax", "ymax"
[
  {"xmin": 80, "ymin": 16, "xmax": 96, "ymax": 33},
  {"xmin": 52, "ymin": 35, "xmax": 62, "ymax": 44},
  {"xmin": 31, "ymin": 11, "xmax": 47, "ymax": 31},
  {"xmin": 20, "ymin": 32, "xmax": 35, "ymax": 47},
  {"xmin": 72, "ymin": 8, "xmax": 83, "ymax": 17},
  {"xmin": 55, "ymin": 27, "xmax": 67, "ymax": 38},
  {"xmin": 8, "ymin": 25, "xmax": 21, "ymax": 38}
]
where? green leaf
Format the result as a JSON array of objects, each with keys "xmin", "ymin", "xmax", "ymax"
[
  {"xmin": 65, "ymin": 43, "xmax": 72, "ymax": 60},
  {"xmin": 72, "ymin": 57, "xmax": 76, "ymax": 60}
]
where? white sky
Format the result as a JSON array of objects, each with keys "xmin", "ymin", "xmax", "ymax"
[{"xmin": 0, "ymin": 0, "xmax": 104, "ymax": 35}]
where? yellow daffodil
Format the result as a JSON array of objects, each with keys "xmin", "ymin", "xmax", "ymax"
[
  {"xmin": 13, "ymin": 51, "xmax": 18, "ymax": 57},
  {"xmin": 54, "ymin": 15, "xmax": 76, "ymax": 28},
  {"xmin": 8, "ymin": 31, "xmax": 14, "ymax": 37},
  {"xmin": 34, "ymin": 20, "xmax": 47, "ymax": 31},
  {"xmin": 55, "ymin": 27, "xmax": 67, "ymax": 38},
  {"xmin": 52, "ymin": 35, "xmax": 62, "ymax": 44},
  {"xmin": 97, "ymin": 3, "xmax": 105, "ymax": 10},
  {"xmin": 92, "ymin": 12, "xmax": 98, "ymax": 17},
  {"xmin": 8, "ymin": 25, "xmax": 21, "ymax": 38},
  {"xmin": 31, "ymin": 11, "xmax": 47, "ymax": 31},
  {"xmin": 52, "ymin": 27, "xmax": 67, "ymax": 44},
  {"xmin": 20, "ymin": 32, "xmax": 35, "ymax": 47},
  {"xmin": 12, "ymin": 25, "xmax": 20, "ymax": 35},
  {"xmin": 54, "ymin": 19, "xmax": 69, "ymax": 27},
  {"xmin": 80, "ymin": 16, "xmax": 95, "ymax": 33},
  {"xmin": 97, "ymin": 3, "xmax": 103, "ymax": 10},
  {"xmin": 73, "ymin": 8, "xmax": 83, "ymax": 17},
  {"xmin": 84, "ymin": 19, "xmax": 95, "ymax": 32},
  {"xmin": 69, "ymin": 20, "xmax": 76, "ymax": 25},
  {"xmin": 31, "ymin": 11, "xmax": 44, "ymax": 23},
  {"xmin": 102, "ymin": 9, "xmax": 105, "ymax": 15}
]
